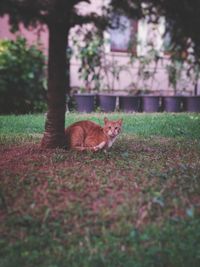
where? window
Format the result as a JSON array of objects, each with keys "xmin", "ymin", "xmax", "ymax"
[{"xmin": 109, "ymin": 15, "xmax": 138, "ymax": 53}]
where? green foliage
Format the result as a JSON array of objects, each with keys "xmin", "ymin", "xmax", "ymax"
[
  {"xmin": 71, "ymin": 27, "xmax": 131, "ymax": 92},
  {"xmin": 145, "ymin": 0, "xmax": 200, "ymax": 62},
  {"xmin": 71, "ymin": 27, "xmax": 104, "ymax": 92},
  {"xmin": 166, "ymin": 60, "xmax": 183, "ymax": 93},
  {"xmin": 129, "ymin": 45, "xmax": 160, "ymax": 93},
  {"xmin": 0, "ymin": 37, "xmax": 47, "ymax": 114}
]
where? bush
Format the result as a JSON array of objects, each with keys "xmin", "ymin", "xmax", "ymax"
[{"xmin": 0, "ymin": 37, "xmax": 47, "ymax": 114}]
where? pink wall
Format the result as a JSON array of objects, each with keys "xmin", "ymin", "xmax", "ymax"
[
  {"xmin": 0, "ymin": 15, "xmax": 195, "ymax": 94},
  {"xmin": 0, "ymin": 15, "xmax": 48, "ymax": 54}
]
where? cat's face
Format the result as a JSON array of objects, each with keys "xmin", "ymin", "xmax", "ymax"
[{"xmin": 103, "ymin": 117, "xmax": 123, "ymax": 138}]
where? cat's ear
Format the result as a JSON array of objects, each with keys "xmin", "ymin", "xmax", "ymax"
[
  {"xmin": 118, "ymin": 118, "xmax": 123, "ymax": 125},
  {"xmin": 104, "ymin": 117, "xmax": 109, "ymax": 124}
]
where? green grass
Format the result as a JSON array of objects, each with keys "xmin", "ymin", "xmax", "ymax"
[
  {"xmin": 1, "ymin": 112, "xmax": 200, "ymax": 140},
  {"xmin": 0, "ymin": 112, "xmax": 200, "ymax": 267}
]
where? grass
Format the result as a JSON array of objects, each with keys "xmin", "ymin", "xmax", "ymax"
[
  {"xmin": 1, "ymin": 112, "xmax": 200, "ymax": 140},
  {"xmin": 0, "ymin": 112, "xmax": 200, "ymax": 267}
]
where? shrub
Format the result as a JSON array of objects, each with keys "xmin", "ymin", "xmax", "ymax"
[{"xmin": 0, "ymin": 37, "xmax": 47, "ymax": 114}]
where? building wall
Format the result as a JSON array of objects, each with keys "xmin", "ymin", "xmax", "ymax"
[
  {"xmin": 0, "ymin": 15, "xmax": 48, "ymax": 53},
  {"xmin": 0, "ymin": 14, "xmax": 196, "ymax": 95}
]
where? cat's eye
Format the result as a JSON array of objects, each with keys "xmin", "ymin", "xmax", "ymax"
[
  {"xmin": 115, "ymin": 127, "xmax": 118, "ymax": 130},
  {"xmin": 108, "ymin": 126, "xmax": 112, "ymax": 129}
]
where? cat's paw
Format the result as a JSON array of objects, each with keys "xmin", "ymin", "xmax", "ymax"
[
  {"xmin": 93, "ymin": 141, "xmax": 106, "ymax": 152},
  {"xmin": 93, "ymin": 145, "xmax": 100, "ymax": 152}
]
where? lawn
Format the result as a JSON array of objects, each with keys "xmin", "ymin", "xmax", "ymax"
[{"xmin": 0, "ymin": 113, "xmax": 200, "ymax": 267}]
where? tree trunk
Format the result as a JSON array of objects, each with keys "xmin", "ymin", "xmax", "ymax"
[{"xmin": 41, "ymin": 22, "xmax": 69, "ymax": 148}]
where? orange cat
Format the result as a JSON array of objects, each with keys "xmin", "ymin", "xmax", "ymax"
[{"xmin": 65, "ymin": 117, "xmax": 122, "ymax": 152}]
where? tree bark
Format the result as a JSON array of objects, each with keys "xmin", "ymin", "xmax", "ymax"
[{"xmin": 41, "ymin": 21, "xmax": 69, "ymax": 148}]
